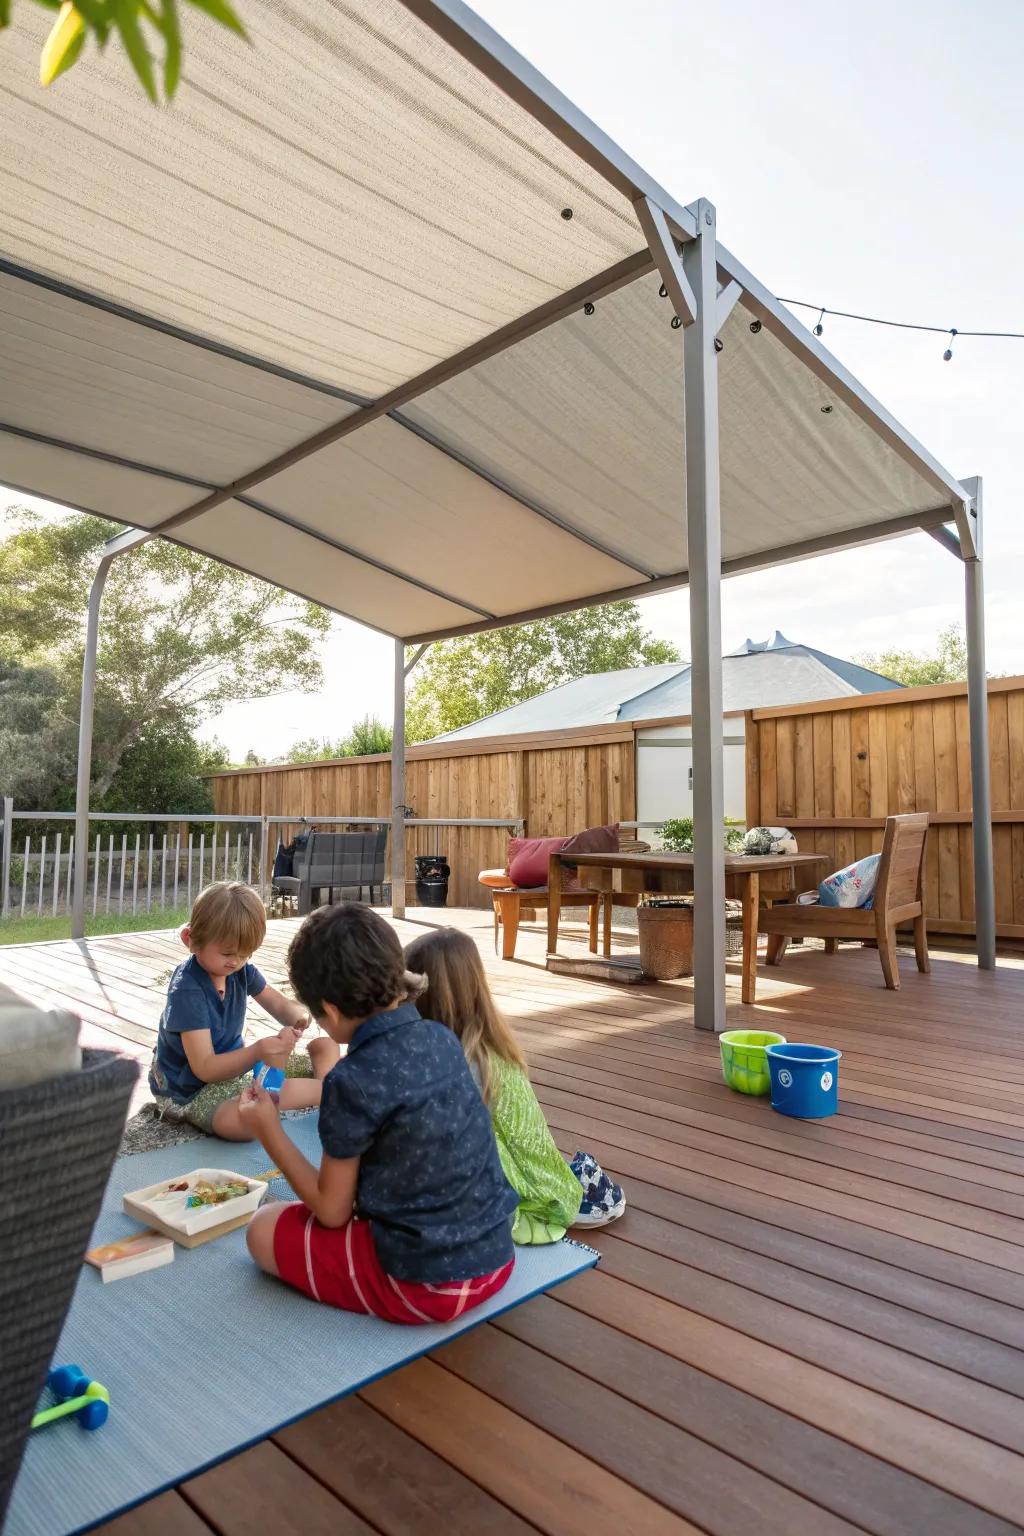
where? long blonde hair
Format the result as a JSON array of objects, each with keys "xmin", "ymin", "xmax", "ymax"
[{"xmin": 404, "ymin": 929, "xmax": 525, "ymax": 1104}]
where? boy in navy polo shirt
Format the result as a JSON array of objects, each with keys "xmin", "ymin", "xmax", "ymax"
[
  {"xmin": 150, "ymin": 882, "xmax": 339, "ymax": 1138},
  {"xmin": 242, "ymin": 903, "xmax": 517, "ymax": 1322}
]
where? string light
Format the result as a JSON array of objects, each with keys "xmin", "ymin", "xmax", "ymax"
[{"xmin": 778, "ymin": 297, "xmax": 1024, "ymax": 360}]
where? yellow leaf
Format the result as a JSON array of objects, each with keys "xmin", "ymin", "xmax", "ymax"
[{"xmin": 40, "ymin": 2, "xmax": 86, "ymax": 87}]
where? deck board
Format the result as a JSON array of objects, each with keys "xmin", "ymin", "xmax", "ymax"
[{"xmin": 3, "ymin": 910, "xmax": 1024, "ymax": 1535}]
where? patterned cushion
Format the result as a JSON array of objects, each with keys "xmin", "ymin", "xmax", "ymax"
[{"xmin": 818, "ymin": 853, "xmax": 881, "ymax": 909}]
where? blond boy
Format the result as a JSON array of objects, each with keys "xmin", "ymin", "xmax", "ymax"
[{"xmin": 149, "ymin": 882, "xmax": 338, "ymax": 1139}]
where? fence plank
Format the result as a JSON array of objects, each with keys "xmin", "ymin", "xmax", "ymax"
[
  {"xmin": 20, "ymin": 837, "xmax": 29, "ymax": 918},
  {"xmin": 850, "ymin": 709, "xmax": 871, "ymax": 819},
  {"xmin": 132, "ymin": 834, "xmax": 141, "ymax": 915},
  {"xmin": 774, "ymin": 718, "xmax": 794, "ymax": 819},
  {"xmin": 119, "ymin": 834, "xmax": 127, "ymax": 916},
  {"xmin": 812, "ymin": 715, "xmax": 832, "ymax": 818},
  {"xmin": 37, "ymin": 835, "xmax": 46, "ymax": 916},
  {"xmin": 51, "ymin": 833, "xmax": 62, "ymax": 917}
]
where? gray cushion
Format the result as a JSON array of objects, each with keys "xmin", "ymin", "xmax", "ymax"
[{"xmin": 0, "ymin": 989, "xmax": 82, "ymax": 1090}]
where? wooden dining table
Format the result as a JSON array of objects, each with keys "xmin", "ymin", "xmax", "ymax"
[{"xmin": 547, "ymin": 848, "xmax": 828, "ymax": 1003}]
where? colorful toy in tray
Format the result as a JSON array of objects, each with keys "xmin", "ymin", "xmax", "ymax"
[
  {"xmin": 184, "ymin": 1178, "xmax": 250, "ymax": 1209},
  {"xmin": 32, "ymin": 1365, "xmax": 109, "ymax": 1433}
]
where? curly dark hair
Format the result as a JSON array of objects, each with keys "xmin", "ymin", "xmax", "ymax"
[{"xmin": 287, "ymin": 902, "xmax": 407, "ymax": 1019}]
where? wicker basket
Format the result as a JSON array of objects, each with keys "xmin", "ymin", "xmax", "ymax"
[
  {"xmin": 0, "ymin": 1048, "xmax": 138, "ymax": 1524},
  {"xmin": 637, "ymin": 903, "xmax": 695, "ymax": 979}
]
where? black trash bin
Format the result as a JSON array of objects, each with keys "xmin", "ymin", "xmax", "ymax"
[{"xmin": 414, "ymin": 854, "xmax": 450, "ymax": 908}]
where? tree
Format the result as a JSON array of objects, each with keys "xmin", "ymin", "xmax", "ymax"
[
  {"xmin": 94, "ymin": 721, "xmax": 229, "ymax": 816},
  {"xmin": 0, "ymin": 508, "xmax": 330, "ymax": 803},
  {"xmin": 856, "ymin": 624, "xmax": 971, "ymax": 688},
  {"xmin": 4, "ymin": 0, "xmax": 246, "ymax": 103},
  {"xmin": 0, "ymin": 656, "xmax": 74, "ymax": 806},
  {"xmin": 284, "ymin": 715, "xmax": 392, "ymax": 765},
  {"xmin": 405, "ymin": 602, "xmax": 680, "ymax": 740},
  {"xmin": 345, "ymin": 715, "xmax": 392, "ymax": 757}
]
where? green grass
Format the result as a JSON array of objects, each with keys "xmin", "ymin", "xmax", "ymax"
[{"xmin": 0, "ymin": 906, "xmax": 191, "ymax": 946}]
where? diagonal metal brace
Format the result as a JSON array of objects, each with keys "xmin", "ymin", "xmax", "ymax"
[
  {"xmin": 716, "ymin": 279, "xmax": 744, "ymax": 332},
  {"xmin": 634, "ymin": 195, "xmax": 697, "ymax": 326}
]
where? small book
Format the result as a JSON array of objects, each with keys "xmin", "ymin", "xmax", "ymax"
[{"xmin": 85, "ymin": 1230, "xmax": 174, "ymax": 1283}]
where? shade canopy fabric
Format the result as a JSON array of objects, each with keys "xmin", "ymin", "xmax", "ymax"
[{"xmin": 0, "ymin": 0, "xmax": 969, "ymax": 642}]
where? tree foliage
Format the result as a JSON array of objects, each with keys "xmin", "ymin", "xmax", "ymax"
[
  {"xmin": 0, "ymin": 508, "xmax": 329, "ymax": 809},
  {"xmin": 405, "ymin": 602, "xmax": 680, "ymax": 741},
  {"xmin": 855, "ymin": 624, "xmax": 971, "ymax": 688},
  {"xmin": 4, "ymin": 0, "xmax": 246, "ymax": 103},
  {"xmin": 283, "ymin": 715, "xmax": 392, "ymax": 765}
]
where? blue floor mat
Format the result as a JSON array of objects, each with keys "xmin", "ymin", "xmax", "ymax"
[{"xmin": 7, "ymin": 1118, "xmax": 598, "ymax": 1536}]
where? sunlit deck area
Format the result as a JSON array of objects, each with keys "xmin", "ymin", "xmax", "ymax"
[{"xmin": 2, "ymin": 912, "xmax": 1023, "ymax": 1535}]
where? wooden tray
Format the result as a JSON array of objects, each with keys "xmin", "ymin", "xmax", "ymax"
[{"xmin": 121, "ymin": 1199, "xmax": 256, "ymax": 1249}]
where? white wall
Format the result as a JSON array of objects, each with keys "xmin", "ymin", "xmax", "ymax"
[{"xmin": 636, "ymin": 720, "xmax": 747, "ymax": 827}]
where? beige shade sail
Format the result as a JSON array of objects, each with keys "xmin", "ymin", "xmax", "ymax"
[{"xmin": 0, "ymin": 0, "xmax": 969, "ymax": 641}]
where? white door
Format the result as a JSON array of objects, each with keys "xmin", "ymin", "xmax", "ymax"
[{"xmin": 636, "ymin": 721, "xmax": 747, "ymax": 827}]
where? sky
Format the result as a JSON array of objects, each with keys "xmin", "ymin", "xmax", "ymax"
[{"xmin": 3, "ymin": 0, "xmax": 1022, "ymax": 760}]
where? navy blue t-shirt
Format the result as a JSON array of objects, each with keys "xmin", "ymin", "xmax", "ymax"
[
  {"xmin": 150, "ymin": 955, "xmax": 266, "ymax": 1103},
  {"xmin": 319, "ymin": 1002, "xmax": 517, "ymax": 1283}
]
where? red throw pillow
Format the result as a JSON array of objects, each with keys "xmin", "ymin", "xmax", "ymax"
[{"xmin": 507, "ymin": 835, "xmax": 570, "ymax": 889}]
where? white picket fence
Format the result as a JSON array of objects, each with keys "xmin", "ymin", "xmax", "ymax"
[{"xmin": 4, "ymin": 821, "xmax": 259, "ymax": 921}]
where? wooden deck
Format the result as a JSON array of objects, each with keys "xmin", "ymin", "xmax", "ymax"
[{"xmin": 3, "ymin": 912, "xmax": 1024, "ymax": 1536}]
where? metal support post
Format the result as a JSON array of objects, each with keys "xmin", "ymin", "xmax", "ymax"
[
  {"xmin": 71, "ymin": 551, "xmax": 117, "ymax": 941},
  {"xmin": 391, "ymin": 638, "xmax": 407, "ymax": 920},
  {"xmin": 965, "ymin": 556, "xmax": 995, "ymax": 969},
  {"xmin": 682, "ymin": 199, "xmax": 727, "ymax": 1031},
  {"xmin": 1, "ymin": 796, "xmax": 12, "ymax": 920}
]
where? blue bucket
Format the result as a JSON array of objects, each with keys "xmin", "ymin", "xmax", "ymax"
[{"xmin": 764, "ymin": 1042, "xmax": 842, "ymax": 1118}]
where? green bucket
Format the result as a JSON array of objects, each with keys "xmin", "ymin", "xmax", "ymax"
[{"xmin": 720, "ymin": 1029, "xmax": 787, "ymax": 1096}]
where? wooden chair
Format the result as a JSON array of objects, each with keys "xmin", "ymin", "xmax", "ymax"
[
  {"xmin": 482, "ymin": 832, "xmax": 649, "ymax": 961},
  {"xmin": 757, "ymin": 813, "xmax": 930, "ymax": 991}
]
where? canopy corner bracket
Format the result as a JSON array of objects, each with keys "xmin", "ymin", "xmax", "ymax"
[{"xmin": 634, "ymin": 195, "xmax": 697, "ymax": 326}]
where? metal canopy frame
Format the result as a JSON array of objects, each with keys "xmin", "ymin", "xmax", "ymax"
[{"xmin": 20, "ymin": 0, "xmax": 990, "ymax": 1013}]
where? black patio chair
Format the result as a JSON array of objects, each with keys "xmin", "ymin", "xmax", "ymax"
[{"xmin": 275, "ymin": 829, "xmax": 388, "ymax": 914}]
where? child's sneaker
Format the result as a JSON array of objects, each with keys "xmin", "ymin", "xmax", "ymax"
[{"xmin": 569, "ymin": 1150, "xmax": 626, "ymax": 1228}]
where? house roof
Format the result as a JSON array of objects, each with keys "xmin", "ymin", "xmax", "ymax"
[
  {"xmin": 0, "ymin": 0, "xmax": 970, "ymax": 645},
  {"xmin": 433, "ymin": 634, "xmax": 901, "ymax": 739}
]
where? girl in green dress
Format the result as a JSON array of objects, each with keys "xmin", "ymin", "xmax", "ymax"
[{"xmin": 404, "ymin": 929, "xmax": 626, "ymax": 1244}]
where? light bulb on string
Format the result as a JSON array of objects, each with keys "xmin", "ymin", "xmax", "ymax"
[
  {"xmin": 943, "ymin": 328, "xmax": 957, "ymax": 361},
  {"xmin": 813, "ymin": 307, "xmax": 825, "ymax": 337}
]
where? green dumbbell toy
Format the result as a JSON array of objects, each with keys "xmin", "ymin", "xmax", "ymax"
[{"xmin": 31, "ymin": 1364, "xmax": 109, "ymax": 1432}]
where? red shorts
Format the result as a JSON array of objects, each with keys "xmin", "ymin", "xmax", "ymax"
[{"xmin": 273, "ymin": 1205, "xmax": 514, "ymax": 1325}]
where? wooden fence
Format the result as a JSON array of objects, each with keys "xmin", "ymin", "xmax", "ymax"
[
  {"xmin": 745, "ymin": 675, "xmax": 1024, "ymax": 939},
  {"xmin": 211, "ymin": 676, "xmax": 1024, "ymax": 935},
  {"xmin": 211, "ymin": 723, "xmax": 637, "ymax": 909}
]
